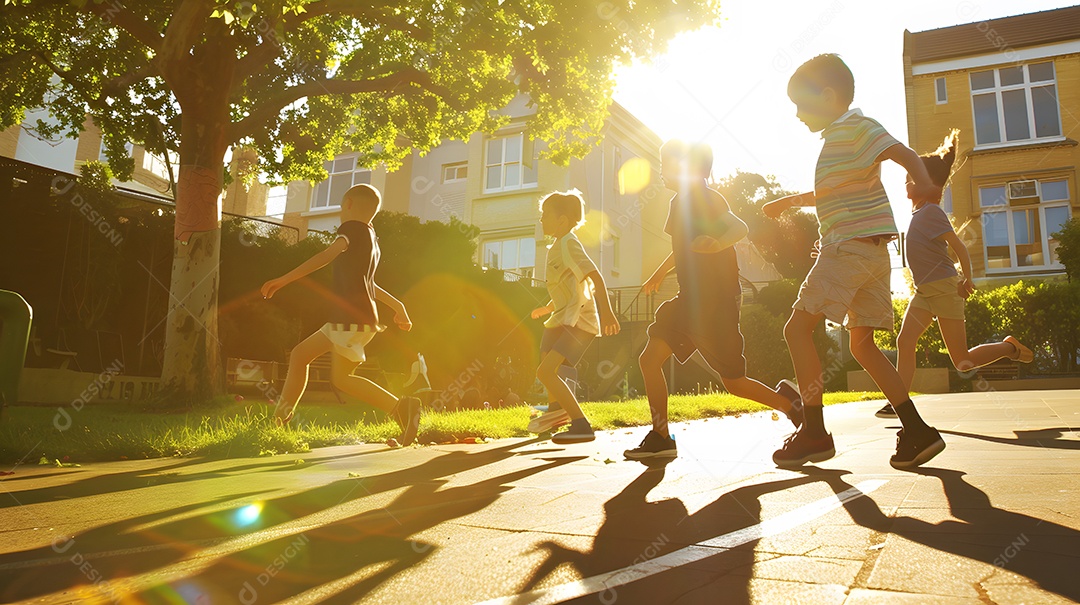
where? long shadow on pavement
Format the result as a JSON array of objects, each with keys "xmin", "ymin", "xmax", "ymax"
[
  {"xmin": 0, "ymin": 439, "xmax": 577, "ymax": 603},
  {"xmin": 940, "ymin": 427, "xmax": 1080, "ymax": 451},
  {"xmin": 519, "ymin": 462, "xmax": 853, "ymax": 605},
  {"xmin": 832, "ymin": 466, "xmax": 1080, "ymax": 603}
]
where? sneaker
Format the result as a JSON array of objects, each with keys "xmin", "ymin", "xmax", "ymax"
[
  {"xmin": 874, "ymin": 403, "xmax": 897, "ymax": 418},
  {"xmin": 775, "ymin": 379, "xmax": 803, "ymax": 428},
  {"xmin": 393, "ymin": 396, "xmax": 421, "ymax": 446},
  {"xmin": 624, "ymin": 430, "xmax": 678, "ymax": 459},
  {"xmin": 890, "ymin": 427, "xmax": 946, "ymax": 470},
  {"xmin": 772, "ymin": 428, "xmax": 835, "ymax": 467},
  {"xmin": 1005, "ymin": 336, "xmax": 1033, "ymax": 363},
  {"xmin": 551, "ymin": 420, "xmax": 595, "ymax": 444},
  {"xmin": 527, "ymin": 409, "xmax": 571, "ymax": 434}
]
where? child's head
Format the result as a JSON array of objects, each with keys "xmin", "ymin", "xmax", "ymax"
[
  {"xmin": 539, "ymin": 190, "xmax": 586, "ymax": 237},
  {"xmin": 787, "ymin": 54, "xmax": 855, "ymax": 132},
  {"xmin": 341, "ymin": 184, "xmax": 382, "ymax": 222},
  {"xmin": 660, "ymin": 140, "xmax": 712, "ymax": 188},
  {"xmin": 908, "ymin": 129, "xmax": 959, "ymax": 203}
]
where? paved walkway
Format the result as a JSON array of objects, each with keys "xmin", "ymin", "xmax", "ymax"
[{"xmin": 0, "ymin": 389, "xmax": 1078, "ymax": 604}]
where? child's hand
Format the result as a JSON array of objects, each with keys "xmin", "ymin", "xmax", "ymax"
[
  {"xmin": 957, "ymin": 277, "xmax": 975, "ymax": 299},
  {"xmin": 642, "ymin": 272, "xmax": 666, "ymax": 295},
  {"xmin": 261, "ymin": 278, "xmax": 287, "ymax": 299},
  {"xmin": 531, "ymin": 305, "xmax": 553, "ymax": 319},
  {"xmin": 909, "ymin": 181, "xmax": 943, "ymax": 205},
  {"xmin": 601, "ymin": 310, "xmax": 621, "ymax": 336},
  {"xmin": 394, "ymin": 310, "xmax": 413, "ymax": 331}
]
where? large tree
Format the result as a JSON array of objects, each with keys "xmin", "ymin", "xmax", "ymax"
[{"xmin": 1, "ymin": 0, "xmax": 720, "ymax": 402}]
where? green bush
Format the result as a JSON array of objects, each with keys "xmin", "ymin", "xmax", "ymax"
[{"xmin": 1052, "ymin": 217, "xmax": 1080, "ymax": 280}]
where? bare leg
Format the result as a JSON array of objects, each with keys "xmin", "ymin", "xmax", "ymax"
[
  {"xmin": 276, "ymin": 330, "xmax": 333, "ymax": 423},
  {"xmin": 849, "ymin": 326, "xmax": 911, "ymax": 406},
  {"xmin": 783, "ymin": 310, "xmax": 824, "ymax": 409},
  {"xmin": 536, "ymin": 352, "xmax": 585, "ymax": 420},
  {"xmin": 721, "ymin": 376, "xmax": 792, "ymax": 414},
  {"xmin": 639, "ymin": 338, "xmax": 674, "ymax": 438},
  {"xmin": 896, "ymin": 305, "xmax": 935, "ymax": 392},
  {"xmin": 330, "ymin": 353, "xmax": 399, "ymax": 413},
  {"xmin": 937, "ymin": 318, "xmax": 1018, "ymax": 372}
]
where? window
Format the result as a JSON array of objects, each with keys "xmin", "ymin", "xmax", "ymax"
[
  {"xmin": 969, "ymin": 61, "xmax": 1062, "ymax": 147},
  {"xmin": 442, "ymin": 162, "xmax": 468, "ymax": 183},
  {"xmin": 312, "ymin": 155, "xmax": 371, "ymax": 209},
  {"xmin": 98, "ymin": 139, "xmax": 133, "ymax": 163},
  {"xmin": 142, "ymin": 149, "xmax": 179, "ymax": 181},
  {"xmin": 980, "ymin": 178, "xmax": 1071, "ymax": 272},
  {"xmin": 935, "ymin": 77, "xmax": 948, "ymax": 104},
  {"xmin": 484, "ymin": 133, "xmax": 538, "ymax": 193},
  {"xmin": 482, "ymin": 236, "xmax": 536, "ymax": 280},
  {"xmin": 610, "ymin": 232, "xmax": 621, "ymax": 275},
  {"xmin": 942, "ymin": 186, "xmax": 953, "ymax": 214}
]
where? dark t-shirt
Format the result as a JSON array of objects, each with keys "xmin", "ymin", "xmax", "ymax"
[
  {"xmin": 329, "ymin": 220, "xmax": 380, "ymax": 326},
  {"xmin": 664, "ymin": 186, "xmax": 742, "ymax": 301}
]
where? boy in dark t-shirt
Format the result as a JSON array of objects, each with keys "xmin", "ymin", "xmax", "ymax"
[
  {"xmin": 261, "ymin": 184, "xmax": 421, "ymax": 445},
  {"xmin": 625, "ymin": 141, "xmax": 804, "ymax": 459}
]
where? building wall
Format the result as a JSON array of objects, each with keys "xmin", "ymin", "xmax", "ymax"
[{"xmin": 908, "ymin": 49, "xmax": 1080, "ymax": 280}]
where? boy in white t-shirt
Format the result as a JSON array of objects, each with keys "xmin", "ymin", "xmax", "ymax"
[{"xmin": 529, "ymin": 191, "xmax": 620, "ymax": 443}]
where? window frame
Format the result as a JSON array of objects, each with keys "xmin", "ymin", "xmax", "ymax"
[
  {"xmin": 442, "ymin": 162, "xmax": 468, "ymax": 184},
  {"xmin": 979, "ymin": 178, "xmax": 1072, "ymax": 274},
  {"xmin": 311, "ymin": 154, "xmax": 372, "ymax": 210},
  {"xmin": 968, "ymin": 61, "xmax": 1064, "ymax": 150},
  {"xmin": 483, "ymin": 133, "xmax": 539, "ymax": 194},
  {"xmin": 935, "ymin": 76, "xmax": 948, "ymax": 104},
  {"xmin": 482, "ymin": 235, "xmax": 537, "ymax": 279}
]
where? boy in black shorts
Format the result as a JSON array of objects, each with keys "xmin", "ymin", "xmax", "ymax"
[{"xmin": 625, "ymin": 141, "xmax": 802, "ymax": 459}]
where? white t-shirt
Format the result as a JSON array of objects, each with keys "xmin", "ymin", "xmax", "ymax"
[{"xmin": 544, "ymin": 233, "xmax": 600, "ymax": 335}]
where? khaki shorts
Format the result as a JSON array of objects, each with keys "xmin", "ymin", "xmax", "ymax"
[
  {"xmin": 793, "ymin": 239, "xmax": 893, "ymax": 330},
  {"xmin": 319, "ymin": 323, "xmax": 382, "ymax": 363},
  {"xmin": 909, "ymin": 275, "xmax": 965, "ymax": 320}
]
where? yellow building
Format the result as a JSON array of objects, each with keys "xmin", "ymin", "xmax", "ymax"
[
  {"xmin": 281, "ymin": 98, "xmax": 672, "ymax": 291},
  {"xmin": 903, "ymin": 6, "xmax": 1080, "ymax": 283}
]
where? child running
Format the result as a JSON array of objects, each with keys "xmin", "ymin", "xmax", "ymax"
[
  {"xmin": 528, "ymin": 191, "xmax": 620, "ymax": 443},
  {"xmin": 625, "ymin": 141, "xmax": 803, "ymax": 460},
  {"xmin": 764, "ymin": 53, "xmax": 945, "ymax": 469},
  {"xmin": 260, "ymin": 184, "xmax": 422, "ymax": 445},
  {"xmin": 877, "ymin": 130, "xmax": 1033, "ymax": 417}
]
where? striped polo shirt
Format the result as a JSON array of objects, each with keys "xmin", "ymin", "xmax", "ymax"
[{"xmin": 815, "ymin": 108, "xmax": 901, "ymax": 246}]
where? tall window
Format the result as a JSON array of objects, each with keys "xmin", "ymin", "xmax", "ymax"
[
  {"xmin": 312, "ymin": 155, "xmax": 371, "ymax": 209},
  {"xmin": 970, "ymin": 61, "xmax": 1062, "ymax": 147},
  {"xmin": 484, "ymin": 133, "xmax": 538, "ymax": 193},
  {"xmin": 483, "ymin": 237, "xmax": 536, "ymax": 279},
  {"xmin": 935, "ymin": 77, "xmax": 948, "ymax": 104},
  {"xmin": 980, "ymin": 178, "xmax": 1071, "ymax": 272}
]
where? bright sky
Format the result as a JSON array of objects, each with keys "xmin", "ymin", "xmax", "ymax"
[{"xmin": 612, "ymin": 0, "xmax": 1076, "ymax": 289}]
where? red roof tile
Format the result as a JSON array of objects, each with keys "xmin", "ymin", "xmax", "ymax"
[{"xmin": 906, "ymin": 5, "xmax": 1080, "ymax": 64}]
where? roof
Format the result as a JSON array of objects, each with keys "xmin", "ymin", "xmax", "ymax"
[{"xmin": 905, "ymin": 4, "xmax": 1080, "ymax": 64}]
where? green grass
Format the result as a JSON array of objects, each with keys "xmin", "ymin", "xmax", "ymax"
[{"xmin": 0, "ymin": 391, "xmax": 885, "ymax": 465}]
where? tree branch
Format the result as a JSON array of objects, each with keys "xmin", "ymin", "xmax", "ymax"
[
  {"xmin": 78, "ymin": 0, "xmax": 163, "ymax": 53},
  {"xmin": 159, "ymin": 0, "xmax": 214, "ymax": 73},
  {"xmin": 102, "ymin": 64, "xmax": 161, "ymax": 97},
  {"xmin": 228, "ymin": 68, "xmax": 457, "ymax": 143},
  {"xmin": 284, "ymin": 0, "xmax": 431, "ymax": 41},
  {"xmin": 31, "ymin": 50, "xmax": 109, "ymax": 114}
]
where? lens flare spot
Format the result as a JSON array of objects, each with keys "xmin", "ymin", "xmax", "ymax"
[
  {"xmin": 619, "ymin": 157, "xmax": 652, "ymax": 195},
  {"xmin": 235, "ymin": 503, "xmax": 263, "ymax": 527}
]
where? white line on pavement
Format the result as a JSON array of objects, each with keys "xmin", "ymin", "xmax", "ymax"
[{"xmin": 475, "ymin": 479, "xmax": 888, "ymax": 605}]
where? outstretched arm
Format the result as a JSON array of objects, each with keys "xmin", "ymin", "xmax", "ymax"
[
  {"xmin": 879, "ymin": 144, "xmax": 939, "ymax": 203},
  {"xmin": 643, "ymin": 252, "xmax": 675, "ymax": 295},
  {"xmin": 763, "ymin": 191, "xmax": 815, "ymax": 218},
  {"xmin": 374, "ymin": 284, "xmax": 412, "ymax": 330},
  {"xmin": 586, "ymin": 270, "xmax": 621, "ymax": 336},
  {"xmin": 261, "ymin": 238, "xmax": 348, "ymax": 298},
  {"xmin": 942, "ymin": 231, "xmax": 976, "ymax": 299}
]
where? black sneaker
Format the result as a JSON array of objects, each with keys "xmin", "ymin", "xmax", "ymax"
[
  {"xmin": 775, "ymin": 379, "xmax": 803, "ymax": 428},
  {"xmin": 393, "ymin": 396, "xmax": 422, "ymax": 446},
  {"xmin": 624, "ymin": 430, "xmax": 677, "ymax": 459},
  {"xmin": 772, "ymin": 428, "xmax": 835, "ymax": 467},
  {"xmin": 875, "ymin": 403, "xmax": 897, "ymax": 418},
  {"xmin": 551, "ymin": 419, "xmax": 595, "ymax": 444},
  {"xmin": 890, "ymin": 427, "xmax": 945, "ymax": 470}
]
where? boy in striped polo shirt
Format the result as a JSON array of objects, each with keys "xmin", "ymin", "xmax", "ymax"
[{"xmin": 763, "ymin": 54, "xmax": 946, "ymax": 470}]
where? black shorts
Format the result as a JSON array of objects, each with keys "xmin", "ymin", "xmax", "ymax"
[
  {"xmin": 540, "ymin": 325, "xmax": 595, "ymax": 366},
  {"xmin": 647, "ymin": 294, "xmax": 746, "ymax": 379}
]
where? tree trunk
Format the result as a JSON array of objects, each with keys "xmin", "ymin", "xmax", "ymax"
[{"xmin": 159, "ymin": 163, "xmax": 225, "ymax": 403}]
